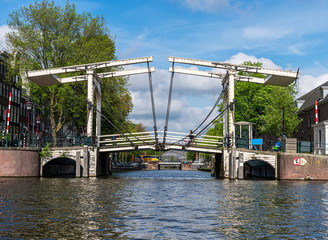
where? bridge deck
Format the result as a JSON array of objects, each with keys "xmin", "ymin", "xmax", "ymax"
[{"xmin": 159, "ymin": 162, "xmax": 181, "ymax": 165}]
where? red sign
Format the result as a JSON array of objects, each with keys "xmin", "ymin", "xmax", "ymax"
[{"xmin": 293, "ymin": 158, "xmax": 301, "ymax": 166}]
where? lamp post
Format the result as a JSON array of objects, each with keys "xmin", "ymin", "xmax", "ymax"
[
  {"xmin": 36, "ymin": 116, "xmax": 40, "ymax": 147},
  {"xmin": 26, "ymin": 100, "xmax": 32, "ymax": 147}
]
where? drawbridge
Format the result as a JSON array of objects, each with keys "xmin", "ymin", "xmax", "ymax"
[{"xmin": 25, "ymin": 55, "xmax": 299, "ymax": 178}]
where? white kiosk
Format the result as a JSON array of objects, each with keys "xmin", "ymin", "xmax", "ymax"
[{"xmin": 313, "ymin": 121, "xmax": 328, "ymax": 155}]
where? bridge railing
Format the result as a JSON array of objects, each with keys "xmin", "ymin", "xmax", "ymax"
[
  {"xmin": 98, "ymin": 131, "xmax": 156, "ymax": 147},
  {"xmin": 0, "ymin": 135, "xmax": 97, "ymax": 148},
  {"xmin": 159, "ymin": 131, "xmax": 223, "ymax": 148}
]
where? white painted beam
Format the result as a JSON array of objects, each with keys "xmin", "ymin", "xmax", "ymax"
[
  {"xmin": 98, "ymin": 67, "xmax": 155, "ymax": 79},
  {"xmin": 26, "ymin": 56, "xmax": 154, "ymax": 86},
  {"xmin": 50, "ymin": 67, "xmax": 155, "ymax": 85},
  {"xmin": 169, "ymin": 67, "xmax": 224, "ymax": 79},
  {"xmin": 170, "ymin": 66, "xmax": 297, "ymax": 86},
  {"xmin": 169, "ymin": 56, "xmax": 298, "ymax": 86},
  {"xmin": 235, "ymin": 75, "xmax": 266, "ymax": 84},
  {"xmin": 170, "ymin": 67, "xmax": 267, "ymax": 84}
]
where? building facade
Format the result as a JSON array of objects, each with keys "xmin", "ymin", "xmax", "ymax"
[
  {"xmin": 294, "ymin": 81, "xmax": 328, "ymax": 154},
  {"xmin": 0, "ymin": 51, "xmax": 34, "ymax": 145}
]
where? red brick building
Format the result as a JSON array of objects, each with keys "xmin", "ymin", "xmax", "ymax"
[{"xmin": 294, "ymin": 81, "xmax": 328, "ymax": 153}]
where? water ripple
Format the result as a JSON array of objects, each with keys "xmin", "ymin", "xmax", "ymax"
[{"xmin": 1, "ymin": 171, "xmax": 328, "ymax": 239}]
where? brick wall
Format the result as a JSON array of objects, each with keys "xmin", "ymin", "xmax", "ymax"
[
  {"xmin": 278, "ymin": 153, "xmax": 328, "ymax": 180},
  {"xmin": 0, "ymin": 149, "xmax": 40, "ymax": 177}
]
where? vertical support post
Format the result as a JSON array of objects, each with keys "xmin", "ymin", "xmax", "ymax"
[
  {"xmin": 83, "ymin": 147, "xmax": 89, "ymax": 177},
  {"xmin": 228, "ymin": 70, "xmax": 235, "ymax": 147},
  {"xmin": 228, "ymin": 70, "xmax": 236, "ymax": 179},
  {"xmin": 86, "ymin": 70, "xmax": 94, "ymax": 138},
  {"xmin": 32, "ymin": 104, "xmax": 35, "ymax": 146},
  {"xmin": 95, "ymin": 86, "xmax": 101, "ymax": 146},
  {"xmin": 238, "ymin": 152, "xmax": 244, "ymax": 179},
  {"xmin": 229, "ymin": 152, "xmax": 233, "ymax": 178},
  {"xmin": 229, "ymin": 150, "xmax": 236, "ymax": 179},
  {"xmin": 222, "ymin": 83, "xmax": 228, "ymax": 142},
  {"xmin": 96, "ymin": 96, "xmax": 101, "ymax": 138},
  {"xmin": 76, "ymin": 150, "xmax": 81, "ymax": 177}
]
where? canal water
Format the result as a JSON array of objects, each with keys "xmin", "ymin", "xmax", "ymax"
[{"xmin": 1, "ymin": 170, "xmax": 328, "ymax": 239}]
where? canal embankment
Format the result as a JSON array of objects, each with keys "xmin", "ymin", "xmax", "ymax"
[{"xmin": 0, "ymin": 148, "xmax": 40, "ymax": 177}]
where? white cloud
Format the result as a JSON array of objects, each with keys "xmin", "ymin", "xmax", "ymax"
[
  {"xmin": 0, "ymin": 25, "xmax": 10, "ymax": 50},
  {"xmin": 225, "ymin": 52, "xmax": 282, "ymax": 69},
  {"xmin": 297, "ymin": 73, "xmax": 328, "ymax": 98}
]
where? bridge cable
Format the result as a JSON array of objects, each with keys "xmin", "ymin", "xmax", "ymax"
[
  {"xmin": 87, "ymin": 100, "xmax": 136, "ymax": 146},
  {"xmin": 88, "ymin": 99, "xmax": 154, "ymax": 147},
  {"xmin": 195, "ymin": 106, "xmax": 228, "ymax": 138},
  {"xmin": 147, "ymin": 62, "xmax": 158, "ymax": 145},
  {"xmin": 101, "ymin": 89, "xmax": 155, "ymax": 146},
  {"xmin": 171, "ymin": 89, "xmax": 225, "ymax": 145},
  {"xmin": 163, "ymin": 61, "xmax": 175, "ymax": 144},
  {"xmin": 192, "ymin": 89, "xmax": 224, "ymax": 134},
  {"xmin": 170, "ymin": 107, "xmax": 228, "ymax": 146}
]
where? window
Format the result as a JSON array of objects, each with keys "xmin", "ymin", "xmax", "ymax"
[
  {"xmin": 299, "ymin": 119, "xmax": 303, "ymax": 130},
  {"xmin": 308, "ymin": 113, "xmax": 311, "ymax": 128}
]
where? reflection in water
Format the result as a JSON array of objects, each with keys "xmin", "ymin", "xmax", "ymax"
[{"xmin": 1, "ymin": 171, "xmax": 328, "ymax": 239}]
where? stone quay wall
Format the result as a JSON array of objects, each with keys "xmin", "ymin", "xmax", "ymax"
[
  {"xmin": 0, "ymin": 148, "xmax": 40, "ymax": 177},
  {"xmin": 278, "ymin": 153, "xmax": 328, "ymax": 180}
]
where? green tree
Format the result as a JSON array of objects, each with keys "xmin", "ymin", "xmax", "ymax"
[
  {"xmin": 127, "ymin": 122, "xmax": 147, "ymax": 133},
  {"xmin": 6, "ymin": 0, "xmax": 132, "ymax": 141},
  {"xmin": 207, "ymin": 61, "xmax": 300, "ymax": 138},
  {"xmin": 186, "ymin": 151, "xmax": 196, "ymax": 161}
]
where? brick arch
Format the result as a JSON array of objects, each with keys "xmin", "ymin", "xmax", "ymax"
[
  {"xmin": 244, "ymin": 159, "xmax": 275, "ymax": 179},
  {"xmin": 42, "ymin": 157, "xmax": 82, "ymax": 177}
]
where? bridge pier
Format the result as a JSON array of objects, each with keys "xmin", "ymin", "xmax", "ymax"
[
  {"xmin": 75, "ymin": 150, "xmax": 81, "ymax": 177},
  {"xmin": 237, "ymin": 152, "xmax": 244, "ymax": 179},
  {"xmin": 147, "ymin": 161, "xmax": 160, "ymax": 170},
  {"xmin": 222, "ymin": 148, "xmax": 278, "ymax": 179},
  {"xmin": 229, "ymin": 149, "xmax": 237, "ymax": 179},
  {"xmin": 181, "ymin": 161, "xmax": 193, "ymax": 170},
  {"xmin": 97, "ymin": 151, "xmax": 112, "ymax": 176},
  {"xmin": 82, "ymin": 147, "xmax": 89, "ymax": 177},
  {"xmin": 41, "ymin": 147, "xmax": 113, "ymax": 177},
  {"xmin": 211, "ymin": 153, "xmax": 224, "ymax": 178}
]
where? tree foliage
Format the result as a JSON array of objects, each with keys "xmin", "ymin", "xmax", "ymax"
[
  {"xmin": 6, "ymin": 0, "xmax": 132, "ymax": 138},
  {"xmin": 207, "ymin": 61, "xmax": 301, "ymax": 138}
]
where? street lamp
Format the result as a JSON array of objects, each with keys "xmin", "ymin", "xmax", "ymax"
[
  {"xmin": 26, "ymin": 100, "xmax": 32, "ymax": 147},
  {"xmin": 36, "ymin": 116, "xmax": 40, "ymax": 147}
]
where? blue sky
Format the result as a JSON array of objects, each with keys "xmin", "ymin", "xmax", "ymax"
[{"xmin": 1, "ymin": 0, "xmax": 328, "ymax": 133}]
